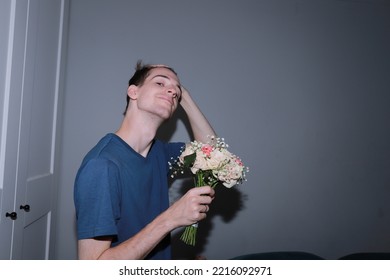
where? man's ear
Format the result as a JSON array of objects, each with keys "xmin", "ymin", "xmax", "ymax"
[{"xmin": 127, "ymin": 85, "xmax": 138, "ymax": 100}]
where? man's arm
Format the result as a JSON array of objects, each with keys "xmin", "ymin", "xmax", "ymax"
[
  {"xmin": 180, "ymin": 87, "xmax": 217, "ymax": 142},
  {"xmin": 78, "ymin": 186, "xmax": 214, "ymax": 259}
]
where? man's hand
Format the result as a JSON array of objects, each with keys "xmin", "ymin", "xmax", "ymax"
[{"xmin": 167, "ymin": 186, "xmax": 215, "ymax": 228}]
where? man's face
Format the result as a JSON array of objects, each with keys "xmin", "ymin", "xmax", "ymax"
[{"xmin": 131, "ymin": 67, "xmax": 182, "ymax": 120}]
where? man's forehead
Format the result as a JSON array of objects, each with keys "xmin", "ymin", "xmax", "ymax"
[{"xmin": 148, "ymin": 67, "xmax": 180, "ymax": 83}]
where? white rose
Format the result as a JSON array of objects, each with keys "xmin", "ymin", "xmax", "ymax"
[
  {"xmin": 191, "ymin": 150, "xmax": 208, "ymax": 174},
  {"xmin": 223, "ymin": 179, "xmax": 237, "ymax": 188}
]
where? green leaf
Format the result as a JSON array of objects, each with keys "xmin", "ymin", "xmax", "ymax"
[{"xmin": 183, "ymin": 153, "xmax": 196, "ymax": 167}]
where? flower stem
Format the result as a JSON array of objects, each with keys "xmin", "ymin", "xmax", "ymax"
[
  {"xmin": 180, "ymin": 171, "xmax": 204, "ymax": 246},
  {"xmin": 180, "ymin": 224, "xmax": 197, "ymax": 246}
]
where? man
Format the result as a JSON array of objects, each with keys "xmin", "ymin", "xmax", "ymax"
[{"xmin": 74, "ymin": 62, "xmax": 216, "ymax": 259}]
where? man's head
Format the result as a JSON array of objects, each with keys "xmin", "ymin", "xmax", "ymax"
[{"xmin": 124, "ymin": 61, "xmax": 179, "ymax": 115}]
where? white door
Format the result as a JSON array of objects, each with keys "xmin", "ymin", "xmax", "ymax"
[
  {"xmin": 0, "ymin": 0, "xmax": 13, "ymax": 259},
  {"xmin": 0, "ymin": 0, "xmax": 68, "ymax": 259},
  {"xmin": 0, "ymin": 0, "xmax": 28, "ymax": 260}
]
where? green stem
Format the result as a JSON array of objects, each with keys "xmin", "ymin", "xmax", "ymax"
[
  {"xmin": 180, "ymin": 171, "xmax": 204, "ymax": 246},
  {"xmin": 195, "ymin": 171, "xmax": 203, "ymax": 187}
]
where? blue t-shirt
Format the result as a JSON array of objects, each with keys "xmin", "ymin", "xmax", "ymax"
[{"xmin": 74, "ymin": 133, "xmax": 184, "ymax": 259}]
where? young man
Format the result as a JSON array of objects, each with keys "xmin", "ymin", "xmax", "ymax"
[{"xmin": 74, "ymin": 62, "xmax": 216, "ymax": 259}]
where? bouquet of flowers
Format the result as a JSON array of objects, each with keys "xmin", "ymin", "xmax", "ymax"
[{"xmin": 169, "ymin": 136, "xmax": 248, "ymax": 246}]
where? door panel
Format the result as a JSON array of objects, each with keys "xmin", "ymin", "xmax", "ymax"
[
  {"xmin": 12, "ymin": 0, "xmax": 63, "ymax": 259},
  {"xmin": 22, "ymin": 213, "xmax": 50, "ymax": 260},
  {"xmin": 24, "ymin": 175, "xmax": 52, "ymax": 226}
]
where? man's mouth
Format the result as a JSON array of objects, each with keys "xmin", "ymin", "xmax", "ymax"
[{"xmin": 159, "ymin": 96, "xmax": 173, "ymax": 106}]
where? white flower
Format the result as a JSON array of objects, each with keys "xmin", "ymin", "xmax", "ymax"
[
  {"xmin": 206, "ymin": 149, "xmax": 227, "ymax": 169},
  {"xmin": 223, "ymin": 180, "xmax": 238, "ymax": 188},
  {"xmin": 173, "ymin": 137, "xmax": 247, "ymax": 189},
  {"xmin": 191, "ymin": 150, "xmax": 208, "ymax": 174}
]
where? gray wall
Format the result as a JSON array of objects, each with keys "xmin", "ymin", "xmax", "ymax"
[{"xmin": 55, "ymin": 0, "xmax": 390, "ymax": 259}]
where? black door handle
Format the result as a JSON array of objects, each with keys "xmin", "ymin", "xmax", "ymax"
[
  {"xmin": 5, "ymin": 212, "xmax": 17, "ymax": 220},
  {"xmin": 20, "ymin": 204, "xmax": 30, "ymax": 212}
]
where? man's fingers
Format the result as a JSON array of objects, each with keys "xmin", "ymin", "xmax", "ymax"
[{"xmin": 191, "ymin": 186, "xmax": 215, "ymax": 196}]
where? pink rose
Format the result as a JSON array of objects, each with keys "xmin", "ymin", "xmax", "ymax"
[{"xmin": 201, "ymin": 144, "xmax": 213, "ymax": 157}]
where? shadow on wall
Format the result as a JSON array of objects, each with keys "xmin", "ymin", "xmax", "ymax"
[{"xmin": 171, "ymin": 182, "xmax": 246, "ymax": 260}]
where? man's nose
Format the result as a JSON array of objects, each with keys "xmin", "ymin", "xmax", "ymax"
[{"xmin": 167, "ymin": 86, "xmax": 177, "ymax": 98}]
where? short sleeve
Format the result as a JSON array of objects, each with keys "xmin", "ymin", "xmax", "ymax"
[{"xmin": 74, "ymin": 158, "xmax": 121, "ymax": 240}]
